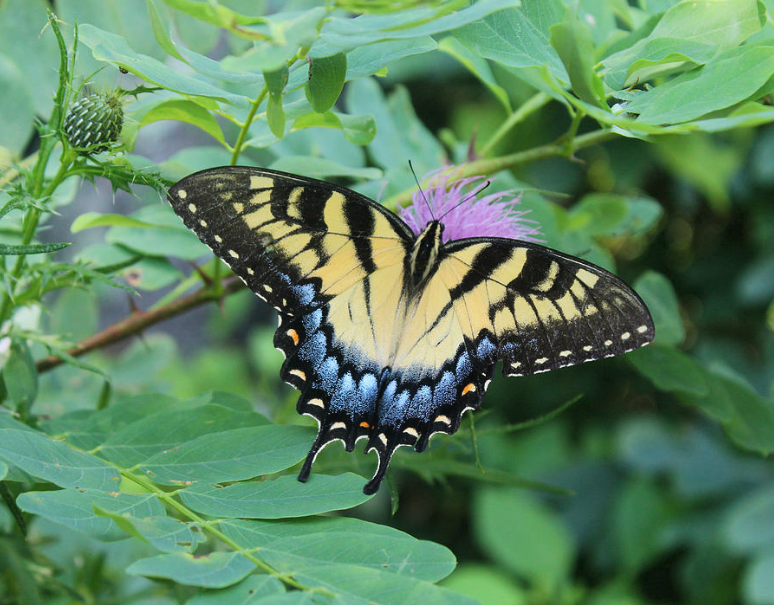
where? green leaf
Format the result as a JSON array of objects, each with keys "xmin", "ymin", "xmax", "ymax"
[
  {"xmin": 41, "ymin": 393, "xmax": 182, "ymax": 450},
  {"xmin": 440, "ymin": 564, "xmax": 526, "ymax": 605},
  {"xmin": 295, "ymin": 564, "xmax": 480, "ymax": 605},
  {"xmin": 567, "ymin": 193, "xmax": 628, "ymax": 236},
  {"xmin": 344, "ymin": 37, "xmax": 437, "ymax": 80},
  {"xmin": 634, "ymin": 271, "xmax": 685, "ymax": 346},
  {"xmin": 611, "ymin": 0, "xmax": 765, "ymax": 88},
  {"xmin": 16, "ymin": 489, "xmax": 162, "ymax": 541},
  {"xmin": 146, "ymin": 0, "xmax": 187, "ymax": 62},
  {"xmin": 180, "ymin": 473, "xmax": 372, "ymax": 519},
  {"xmin": 93, "ymin": 505, "xmax": 205, "ymax": 553},
  {"xmin": 158, "ymin": 0, "xmax": 266, "ymax": 28},
  {"xmin": 76, "ymin": 243, "xmax": 181, "ymax": 291},
  {"xmin": 106, "ymin": 204, "xmax": 209, "ymax": 260},
  {"xmin": 221, "ymin": 9, "xmax": 326, "ymax": 73},
  {"xmin": 602, "ymin": 37, "xmax": 718, "ymax": 90},
  {"xmin": 628, "ymin": 345, "xmax": 708, "ymax": 397},
  {"xmin": 127, "ymin": 552, "xmax": 256, "ymax": 589},
  {"xmin": 268, "ymin": 156, "xmax": 381, "ymax": 180},
  {"xmin": 100, "ymin": 403, "xmax": 268, "ymax": 468},
  {"xmin": 126, "ymin": 99, "xmax": 227, "ymax": 150},
  {"xmin": 0, "ymin": 0, "xmax": 58, "ymax": 116},
  {"xmin": 3, "ymin": 340, "xmax": 37, "ymax": 412},
  {"xmin": 292, "ymin": 111, "xmax": 377, "ymax": 146},
  {"xmin": 185, "ymin": 575, "xmax": 286, "ymax": 605},
  {"xmin": 319, "ymin": 0, "xmax": 516, "ymax": 49},
  {"xmin": 264, "ymin": 65, "xmax": 289, "ymax": 96},
  {"xmin": 724, "ymin": 485, "xmax": 774, "ymax": 554},
  {"xmin": 0, "ymin": 54, "xmax": 35, "ymax": 156},
  {"xmin": 695, "ymin": 368, "xmax": 774, "ymax": 454},
  {"xmin": 612, "ymin": 477, "xmax": 674, "ymax": 572},
  {"xmin": 0, "ymin": 429, "xmax": 121, "ymax": 489},
  {"xmin": 438, "ymin": 36, "xmax": 511, "ymax": 112},
  {"xmin": 78, "ymin": 24, "xmax": 244, "ymax": 104},
  {"xmin": 345, "ymin": 79, "xmax": 444, "ymax": 173},
  {"xmin": 72, "ymin": 212, "xmax": 163, "ymax": 233},
  {"xmin": 0, "ymin": 460, "xmax": 7, "ymax": 480},
  {"xmin": 549, "ymin": 20, "xmax": 605, "ymax": 107},
  {"xmin": 743, "ymin": 553, "xmax": 774, "ymax": 605},
  {"xmin": 606, "ymin": 0, "xmax": 764, "ymax": 89},
  {"xmin": 139, "ymin": 425, "xmax": 313, "ymax": 486},
  {"xmin": 627, "ymin": 44, "xmax": 774, "ymax": 124},
  {"xmin": 473, "ymin": 488, "xmax": 575, "ymax": 590},
  {"xmin": 267, "ymin": 94, "xmax": 286, "ymax": 139},
  {"xmin": 221, "ymin": 516, "xmax": 455, "ymax": 582},
  {"xmin": 0, "ymin": 242, "xmax": 70, "ymax": 255},
  {"xmin": 305, "ymin": 53, "xmax": 347, "ymax": 114},
  {"xmin": 452, "ymin": 7, "xmax": 567, "ymax": 84}
]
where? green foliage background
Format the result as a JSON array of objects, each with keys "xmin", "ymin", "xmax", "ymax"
[{"xmin": 1, "ymin": 0, "xmax": 774, "ymax": 604}]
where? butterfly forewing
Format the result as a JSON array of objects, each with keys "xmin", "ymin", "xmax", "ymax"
[
  {"xmin": 168, "ymin": 167, "xmax": 413, "ymax": 316},
  {"xmin": 439, "ymin": 239, "xmax": 654, "ymax": 376}
]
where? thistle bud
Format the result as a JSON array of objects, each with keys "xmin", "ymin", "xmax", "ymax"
[{"xmin": 63, "ymin": 91, "xmax": 124, "ymax": 153}]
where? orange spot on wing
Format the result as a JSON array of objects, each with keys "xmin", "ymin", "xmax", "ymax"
[
  {"xmin": 286, "ymin": 329, "xmax": 299, "ymax": 345},
  {"xmin": 359, "ymin": 421, "xmax": 370, "ymax": 429},
  {"xmin": 462, "ymin": 383, "xmax": 476, "ymax": 396}
]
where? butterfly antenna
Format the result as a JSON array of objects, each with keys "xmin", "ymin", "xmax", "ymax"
[
  {"xmin": 408, "ymin": 160, "xmax": 436, "ymax": 221},
  {"xmin": 437, "ymin": 179, "xmax": 492, "ymax": 222}
]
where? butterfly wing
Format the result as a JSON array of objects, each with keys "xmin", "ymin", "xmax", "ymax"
[
  {"xmin": 438, "ymin": 238, "xmax": 654, "ymax": 377},
  {"xmin": 168, "ymin": 166, "xmax": 417, "ymax": 488}
]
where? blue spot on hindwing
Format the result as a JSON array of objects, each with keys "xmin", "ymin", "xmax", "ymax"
[
  {"xmin": 477, "ymin": 337, "xmax": 496, "ymax": 360},
  {"xmin": 413, "ymin": 385, "xmax": 433, "ymax": 418},
  {"xmin": 299, "ymin": 331, "xmax": 326, "ymax": 366},
  {"xmin": 293, "ymin": 283, "xmax": 315, "ymax": 307},
  {"xmin": 358, "ymin": 373, "xmax": 378, "ymax": 409},
  {"xmin": 302, "ymin": 308, "xmax": 322, "ymax": 333},
  {"xmin": 383, "ymin": 387, "xmax": 410, "ymax": 427},
  {"xmin": 434, "ymin": 371, "xmax": 456, "ymax": 410},
  {"xmin": 317, "ymin": 356, "xmax": 339, "ymax": 393},
  {"xmin": 330, "ymin": 372, "xmax": 356, "ymax": 414},
  {"xmin": 456, "ymin": 351, "xmax": 472, "ymax": 376}
]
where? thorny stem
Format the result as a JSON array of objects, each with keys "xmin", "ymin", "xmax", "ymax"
[{"xmin": 0, "ymin": 12, "xmax": 73, "ymax": 327}]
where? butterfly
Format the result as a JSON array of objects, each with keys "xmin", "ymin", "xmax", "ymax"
[{"xmin": 168, "ymin": 166, "xmax": 654, "ymax": 494}]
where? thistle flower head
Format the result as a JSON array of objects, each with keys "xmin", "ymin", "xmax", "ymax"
[
  {"xmin": 63, "ymin": 90, "xmax": 125, "ymax": 154},
  {"xmin": 400, "ymin": 169, "xmax": 542, "ymax": 243}
]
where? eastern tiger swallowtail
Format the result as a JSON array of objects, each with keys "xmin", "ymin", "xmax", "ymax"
[{"xmin": 168, "ymin": 166, "xmax": 654, "ymax": 494}]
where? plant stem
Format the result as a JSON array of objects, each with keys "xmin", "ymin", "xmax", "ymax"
[
  {"xmin": 0, "ymin": 158, "xmax": 74, "ymax": 326},
  {"xmin": 230, "ymin": 87, "xmax": 269, "ymax": 165},
  {"xmin": 36, "ymin": 277, "xmax": 245, "ymax": 373},
  {"xmin": 382, "ymin": 128, "xmax": 617, "ymax": 211},
  {"xmin": 479, "ymin": 91, "xmax": 550, "ymax": 157}
]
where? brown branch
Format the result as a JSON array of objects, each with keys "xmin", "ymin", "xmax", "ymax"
[{"xmin": 36, "ymin": 277, "xmax": 246, "ymax": 373}]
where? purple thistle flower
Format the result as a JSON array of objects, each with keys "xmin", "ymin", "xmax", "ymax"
[{"xmin": 399, "ymin": 169, "xmax": 543, "ymax": 243}]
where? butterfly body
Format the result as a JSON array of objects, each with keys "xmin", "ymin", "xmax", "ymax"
[{"xmin": 168, "ymin": 167, "xmax": 654, "ymax": 494}]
